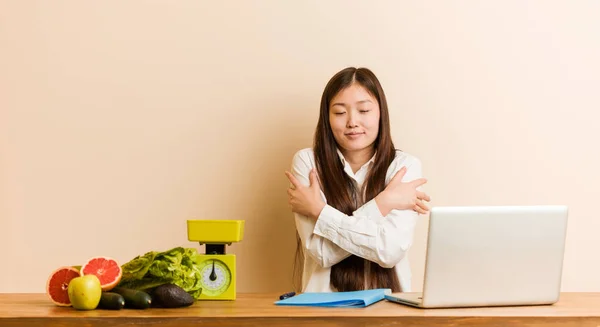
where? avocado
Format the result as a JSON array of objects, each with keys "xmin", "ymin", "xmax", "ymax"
[{"xmin": 152, "ymin": 284, "xmax": 195, "ymax": 308}]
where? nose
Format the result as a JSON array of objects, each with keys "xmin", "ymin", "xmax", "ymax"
[{"xmin": 346, "ymin": 111, "xmax": 358, "ymax": 128}]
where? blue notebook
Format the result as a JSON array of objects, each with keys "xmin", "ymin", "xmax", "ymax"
[{"xmin": 274, "ymin": 289, "xmax": 390, "ymax": 308}]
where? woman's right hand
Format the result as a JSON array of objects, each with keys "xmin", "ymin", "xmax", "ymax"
[{"xmin": 375, "ymin": 167, "xmax": 431, "ymax": 216}]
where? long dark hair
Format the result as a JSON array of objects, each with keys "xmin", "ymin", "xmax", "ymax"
[{"xmin": 293, "ymin": 67, "xmax": 400, "ymax": 292}]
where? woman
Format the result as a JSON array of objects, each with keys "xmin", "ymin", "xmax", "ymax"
[{"xmin": 285, "ymin": 67, "xmax": 431, "ymax": 293}]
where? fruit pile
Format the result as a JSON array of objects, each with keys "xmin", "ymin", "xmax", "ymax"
[{"xmin": 46, "ymin": 256, "xmax": 193, "ymax": 310}]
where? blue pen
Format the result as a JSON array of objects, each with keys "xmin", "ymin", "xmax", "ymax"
[{"xmin": 279, "ymin": 291, "xmax": 296, "ymax": 300}]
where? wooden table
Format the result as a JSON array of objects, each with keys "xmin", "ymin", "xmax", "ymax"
[{"xmin": 1, "ymin": 292, "xmax": 600, "ymax": 326}]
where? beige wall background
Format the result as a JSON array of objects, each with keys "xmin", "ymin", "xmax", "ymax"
[{"xmin": 1, "ymin": 1, "xmax": 599, "ymax": 293}]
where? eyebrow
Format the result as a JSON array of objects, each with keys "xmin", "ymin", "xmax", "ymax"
[{"xmin": 331, "ymin": 99, "xmax": 373, "ymax": 107}]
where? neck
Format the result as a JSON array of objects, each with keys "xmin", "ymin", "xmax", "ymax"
[{"xmin": 341, "ymin": 147, "xmax": 375, "ymax": 173}]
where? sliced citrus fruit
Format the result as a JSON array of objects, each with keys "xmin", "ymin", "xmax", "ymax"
[
  {"xmin": 46, "ymin": 266, "xmax": 81, "ymax": 306},
  {"xmin": 80, "ymin": 257, "xmax": 122, "ymax": 292}
]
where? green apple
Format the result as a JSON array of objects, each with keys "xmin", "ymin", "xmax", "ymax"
[{"xmin": 68, "ymin": 275, "xmax": 102, "ymax": 310}]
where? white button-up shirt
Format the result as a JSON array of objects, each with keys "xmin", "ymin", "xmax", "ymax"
[{"xmin": 290, "ymin": 147, "xmax": 423, "ymax": 293}]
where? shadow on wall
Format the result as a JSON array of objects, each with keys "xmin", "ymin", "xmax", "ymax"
[{"xmin": 231, "ymin": 95, "xmax": 317, "ymax": 293}]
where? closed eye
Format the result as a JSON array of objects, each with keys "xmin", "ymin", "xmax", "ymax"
[
  {"xmin": 334, "ymin": 112, "xmax": 346, "ymax": 115},
  {"xmin": 359, "ymin": 110, "xmax": 370, "ymax": 113}
]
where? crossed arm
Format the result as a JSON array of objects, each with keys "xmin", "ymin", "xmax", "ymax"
[{"xmin": 285, "ymin": 153, "xmax": 430, "ymax": 268}]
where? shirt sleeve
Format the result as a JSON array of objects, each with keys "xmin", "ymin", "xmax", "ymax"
[
  {"xmin": 290, "ymin": 150, "xmax": 423, "ymax": 269},
  {"xmin": 313, "ymin": 158, "xmax": 422, "ymax": 269},
  {"xmin": 291, "ymin": 151, "xmax": 352, "ymax": 268}
]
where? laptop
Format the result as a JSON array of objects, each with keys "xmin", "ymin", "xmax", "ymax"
[{"xmin": 385, "ymin": 205, "xmax": 569, "ymax": 308}]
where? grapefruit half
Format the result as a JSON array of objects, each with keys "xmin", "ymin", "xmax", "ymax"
[
  {"xmin": 80, "ymin": 257, "xmax": 122, "ymax": 291},
  {"xmin": 46, "ymin": 266, "xmax": 81, "ymax": 306}
]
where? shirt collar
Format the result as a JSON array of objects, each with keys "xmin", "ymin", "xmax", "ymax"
[{"xmin": 336, "ymin": 148, "xmax": 377, "ymax": 167}]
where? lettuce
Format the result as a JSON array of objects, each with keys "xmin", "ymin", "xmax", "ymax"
[{"xmin": 118, "ymin": 247, "xmax": 203, "ymax": 299}]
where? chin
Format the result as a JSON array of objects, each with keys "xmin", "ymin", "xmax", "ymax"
[{"xmin": 340, "ymin": 142, "xmax": 372, "ymax": 152}]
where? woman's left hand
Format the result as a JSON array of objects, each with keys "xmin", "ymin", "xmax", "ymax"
[{"xmin": 285, "ymin": 169, "xmax": 325, "ymax": 220}]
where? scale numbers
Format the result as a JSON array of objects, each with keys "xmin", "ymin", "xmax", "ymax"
[{"xmin": 199, "ymin": 259, "xmax": 232, "ymax": 297}]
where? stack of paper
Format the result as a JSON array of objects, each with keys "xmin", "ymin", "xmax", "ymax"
[{"xmin": 274, "ymin": 289, "xmax": 391, "ymax": 308}]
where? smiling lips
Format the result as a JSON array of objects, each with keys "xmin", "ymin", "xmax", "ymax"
[{"xmin": 345, "ymin": 132, "xmax": 365, "ymax": 139}]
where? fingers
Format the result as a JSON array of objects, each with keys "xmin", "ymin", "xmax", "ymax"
[
  {"xmin": 389, "ymin": 167, "xmax": 407, "ymax": 185},
  {"xmin": 415, "ymin": 199, "xmax": 429, "ymax": 213},
  {"xmin": 284, "ymin": 171, "xmax": 301, "ymax": 189},
  {"xmin": 286, "ymin": 189, "xmax": 295, "ymax": 211},
  {"xmin": 417, "ymin": 191, "xmax": 431, "ymax": 202},
  {"xmin": 410, "ymin": 178, "xmax": 428, "ymax": 188}
]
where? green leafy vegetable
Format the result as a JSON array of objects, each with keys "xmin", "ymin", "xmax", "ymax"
[{"xmin": 118, "ymin": 247, "xmax": 203, "ymax": 299}]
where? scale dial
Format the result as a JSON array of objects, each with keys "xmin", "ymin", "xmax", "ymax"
[{"xmin": 198, "ymin": 259, "xmax": 232, "ymax": 297}]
